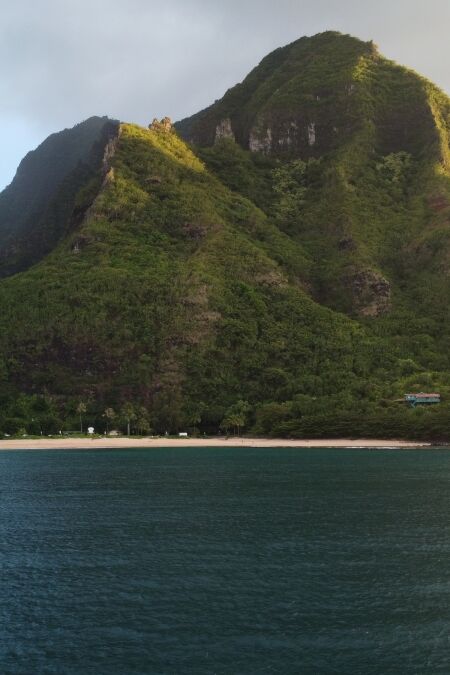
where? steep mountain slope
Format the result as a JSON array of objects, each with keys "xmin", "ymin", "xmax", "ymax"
[
  {"xmin": 0, "ymin": 122, "xmax": 386, "ymax": 433},
  {"xmin": 177, "ymin": 32, "xmax": 450, "ymax": 421},
  {"xmin": 0, "ymin": 116, "xmax": 119, "ymax": 276},
  {"xmin": 177, "ymin": 31, "xmax": 450, "ymax": 321},
  {"xmin": 177, "ymin": 32, "xmax": 376, "ymax": 154},
  {"xmin": 1, "ymin": 32, "xmax": 450, "ymax": 439}
]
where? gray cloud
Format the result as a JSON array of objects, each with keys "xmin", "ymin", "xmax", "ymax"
[{"xmin": 1, "ymin": 0, "xmax": 449, "ymax": 188}]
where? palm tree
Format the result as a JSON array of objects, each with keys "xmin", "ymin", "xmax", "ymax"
[
  {"xmin": 76, "ymin": 401, "xmax": 87, "ymax": 433},
  {"xmin": 103, "ymin": 407, "xmax": 116, "ymax": 435},
  {"xmin": 220, "ymin": 400, "xmax": 251, "ymax": 436},
  {"xmin": 136, "ymin": 407, "xmax": 152, "ymax": 436},
  {"xmin": 121, "ymin": 403, "xmax": 136, "ymax": 436}
]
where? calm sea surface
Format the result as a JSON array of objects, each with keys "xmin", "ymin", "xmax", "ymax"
[{"xmin": 1, "ymin": 447, "xmax": 450, "ymax": 674}]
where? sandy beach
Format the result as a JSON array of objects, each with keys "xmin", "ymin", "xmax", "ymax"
[{"xmin": 0, "ymin": 437, "xmax": 432, "ymax": 450}]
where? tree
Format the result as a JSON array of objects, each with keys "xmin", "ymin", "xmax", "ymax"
[
  {"xmin": 121, "ymin": 402, "xmax": 137, "ymax": 436},
  {"xmin": 254, "ymin": 401, "xmax": 293, "ymax": 435},
  {"xmin": 76, "ymin": 401, "xmax": 87, "ymax": 433},
  {"xmin": 220, "ymin": 400, "xmax": 251, "ymax": 436},
  {"xmin": 136, "ymin": 406, "xmax": 152, "ymax": 436},
  {"xmin": 184, "ymin": 402, "xmax": 205, "ymax": 431},
  {"xmin": 103, "ymin": 407, "xmax": 116, "ymax": 434}
]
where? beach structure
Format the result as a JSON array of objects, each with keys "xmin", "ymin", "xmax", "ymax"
[{"xmin": 404, "ymin": 393, "xmax": 441, "ymax": 408}]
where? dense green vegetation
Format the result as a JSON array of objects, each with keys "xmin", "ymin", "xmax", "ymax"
[{"xmin": 1, "ymin": 32, "xmax": 450, "ymax": 439}]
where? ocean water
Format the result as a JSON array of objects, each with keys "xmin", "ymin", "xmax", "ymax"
[{"xmin": 1, "ymin": 447, "xmax": 450, "ymax": 674}]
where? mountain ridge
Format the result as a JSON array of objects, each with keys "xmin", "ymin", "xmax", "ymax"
[{"xmin": 0, "ymin": 116, "xmax": 119, "ymax": 276}]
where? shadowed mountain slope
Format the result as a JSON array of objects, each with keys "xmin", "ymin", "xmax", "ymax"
[{"xmin": 0, "ymin": 116, "xmax": 119, "ymax": 276}]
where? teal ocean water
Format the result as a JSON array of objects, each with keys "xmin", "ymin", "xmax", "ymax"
[{"xmin": 1, "ymin": 447, "xmax": 450, "ymax": 674}]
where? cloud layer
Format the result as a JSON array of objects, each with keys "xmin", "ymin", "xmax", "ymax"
[{"xmin": 1, "ymin": 0, "xmax": 449, "ymax": 188}]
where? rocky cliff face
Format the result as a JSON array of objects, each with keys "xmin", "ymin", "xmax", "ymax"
[
  {"xmin": 215, "ymin": 118, "xmax": 235, "ymax": 142},
  {"xmin": 176, "ymin": 33, "xmax": 374, "ymax": 157},
  {"xmin": 345, "ymin": 269, "xmax": 391, "ymax": 317}
]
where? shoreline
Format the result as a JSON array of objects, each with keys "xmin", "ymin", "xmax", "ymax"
[{"xmin": 0, "ymin": 437, "xmax": 434, "ymax": 450}]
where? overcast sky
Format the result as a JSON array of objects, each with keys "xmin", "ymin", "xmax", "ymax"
[{"xmin": 1, "ymin": 0, "xmax": 449, "ymax": 190}]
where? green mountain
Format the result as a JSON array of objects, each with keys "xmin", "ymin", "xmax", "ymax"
[{"xmin": 1, "ymin": 32, "xmax": 450, "ymax": 439}]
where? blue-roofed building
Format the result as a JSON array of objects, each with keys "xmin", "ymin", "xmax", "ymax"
[{"xmin": 405, "ymin": 393, "xmax": 441, "ymax": 408}]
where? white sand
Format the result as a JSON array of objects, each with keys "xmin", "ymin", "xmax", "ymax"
[{"xmin": 0, "ymin": 437, "xmax": 431, "ymax": 450}]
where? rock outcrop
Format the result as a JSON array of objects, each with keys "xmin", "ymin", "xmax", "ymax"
[
  {"xmin": 215, "ymin": 118, "xmax": 235, "ymax": 142},
  {"xmin": 249, "ymin": 124, "xmax": 273, "ymax": 153},
  {"xmin": 346, "ymin": 269, "xmax": 391, "ymax": 317},
  {"xmin": 149, "ymin": 117, "xmax": 173, "ymax": 133}
]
